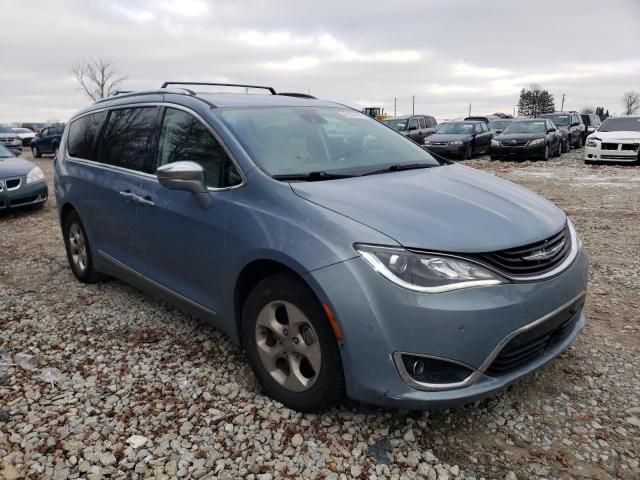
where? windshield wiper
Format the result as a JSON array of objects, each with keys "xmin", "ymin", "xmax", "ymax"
[
  {"xmin": 362, "ymin": 163, "xmax": 434, "ymax": 176},
  {"xmin": 272, "ymin": 171, "xmax": 356, "ymax": 181}
]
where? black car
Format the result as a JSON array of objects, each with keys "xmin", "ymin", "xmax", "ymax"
[
  {"xmin": 381, "ymin": 115, "xmax": 437, "ymax": 143},
  {"xmin": 581, "ymin": 114, "xmax": 601, "ymax": 139},
  {"xmin": 0, "ymin": 143, "xmax": 48, "ymax": 210},
  {"xmin": 30, "ymin": 123, "xmax": 65, "ymax": 158},
  {"xmin": 423, "ymin": 120, "xmax": 492, "ymax": 159},
  {"xmin": 540, "ymin": 112, "xmax": 585, "ymax": 151},
  {"xmin": 490, "ymin": 118, "xmax": 562, "ymax": 161}
]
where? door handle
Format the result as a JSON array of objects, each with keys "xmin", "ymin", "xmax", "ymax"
[
  {"xmin": 135, "ymin": 195, "xmax": 155, "ymax": 207},
  {"xmin": 119, "ymin": 190, "xmax": 136, "ymax": 201}
]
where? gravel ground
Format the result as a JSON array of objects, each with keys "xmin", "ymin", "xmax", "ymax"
[{"xmin": 1, "ymin": 148, "xmax": 639, "ymax": 480}]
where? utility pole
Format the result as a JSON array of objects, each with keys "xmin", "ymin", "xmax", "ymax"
[
  {"xmin": 412, "ymin": 95, "xmax": 415, "ymax": 115},
  {"xmin": 468, "ymin": 103, "xmax": 472, "ymax": 117},
  {"xmin": 561, "ymin": 93, "xmax": 565, "ymax": 112},
  {"xmin": 394, "ymin": 97, "xmax": 397, "ymax": 117}
]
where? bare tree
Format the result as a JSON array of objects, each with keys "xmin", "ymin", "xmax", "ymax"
[
  {"xmin": 580, "ymin": 105, "xmax": 595, "ymax": 114},
  {"xmin": 71, "ymin": 58, "xmax": 128, "ymax": 101},
  {"xmin": 622, "ymin": 91, "xmax": 640, "ymax": 115}
]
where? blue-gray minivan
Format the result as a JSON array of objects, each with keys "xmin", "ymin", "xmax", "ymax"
[{"xmin": 54, "ymin": 83, "xmax": 589, "ymax": 411}]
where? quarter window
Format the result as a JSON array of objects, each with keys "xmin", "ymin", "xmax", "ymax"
[
  {"xmin": 98, "ymin": 107, "xmax": 159, "ymax": 173},
  {"xmin": 68, "ymin": 112, "xmax": 107, "ymax": 160},
  {"xmin": 157, "ymin": 108, "xmax": 241, "ymax": 188}
]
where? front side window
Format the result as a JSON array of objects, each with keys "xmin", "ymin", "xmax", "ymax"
[
  {"xmin": 68, "ymin": 112, "xmax": 107, "ymax": 160},
  {"xmin": 157, "ymin": 108, "xmax": 241, "ymax": 188},
  {"xmin": 99, "ymin": 107, "xmax": 159, "ymax": 173},
  {"xmin": 217, "ymin": 107, "xmax": 440, "ymax": 177}
]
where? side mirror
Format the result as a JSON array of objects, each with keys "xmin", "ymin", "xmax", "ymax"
[
  {"xmin": 156, "ymin": 161, "xmax": 211, "ymax": 209},
  {"xmin": 571, "ymin": 122, "xmax": 579, "ymax": 127},
  {"xmin": 548, "ymin": 128, "xmax": 556, "ymax": 133}
]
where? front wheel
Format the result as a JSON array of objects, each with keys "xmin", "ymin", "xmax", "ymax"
[
  {"xmin": 543, "ymin": 143, "xmax": 549, "ymax": 160},
  {"xmin": 464, "ymin": 143, "xmax": 473, "ymax": 160},
  {"xmin": 241, "ymin": 273, "xmax": 345, "ymax": 411},
  {"xmin": 32, "ymin": 145, "xmax": 42, "ymax": 158},
  {"xmin": 575, "ymin": 135, "xmax": 583, "ymax": 148},
  {"xmin": 554, "ymin": 140, "xmax": 562, "ymax": 157}
]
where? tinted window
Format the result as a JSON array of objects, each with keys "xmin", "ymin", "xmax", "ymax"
[
  {"xmin": 53, "ymin": 125, "xmax": 65, "ymax": 135},
  {"xmin": 41, "ymin": 128, "xmax": 50, "ymax": 137},
  {"xmin": 68, "ymin": 112, "xmax": 106, "ymax": 160},
  {"xmin": 157, "ymin": 108, "xmax": 241, "ymax": 188},
  {"xmin": 418, "ymin": 117, "xmax": 426, "ymax": 129},
  {"xmin": 424, "ymin": 117, "xmax": 433, "ymax": 128},
  {"xmin": 99, "ymin": 107, "xmax": 159, "ymax": 173},
  {"xmin": 408, "ymin": 118, "xmax": 419, "ymax": 130}
]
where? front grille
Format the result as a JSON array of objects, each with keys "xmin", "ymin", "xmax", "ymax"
[
  {"xmin": 5, "ymin": 178, "xmax": 20, "ymax": 190},
  {"xmin": 475, "ymin": 224, "xmax": 571, "ymax": 277},
  {"xmin": 10, "ymin": 194, "xmax": 39, "ymax": 206},
  {"xmin": 431, "ymin": 142, "xmax": 448, "ymax": 146},
  {"xmin": 601, "ymin": 154, "xmax": 636, "ymax": 160},
  {"xmin": 0, "ymin": 137, "xmax": 16, "ymax": 143},
  {"xmin": 621, "ymin": 143, "xmax": 639, "ymax": 151},
  {"xmin": 501, "ymin": 139, "xmax": 528, "ymax": 147},
  {"xmin": 487, "ymin": 296, "xmax": 584, "ymax": 374},
  {"xmin": 601, "ymin": 143, "xmax": 618, "ymax": 150}
]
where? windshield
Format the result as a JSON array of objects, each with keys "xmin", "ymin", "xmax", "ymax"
[
  {"xmin": 598, "ymin": 117, "xmax": 640, "ymax": 132},
  {"xmin": 436, "ymin": 123, "xmax": 475, "ymax": 134},
  {"xmin": 542, "ymin": 114, "xmax": 569, "ymax": 126},
  {"xmin": 217, "ymin": 107, "xmax": 440, "ymax": 176},
  {"xmin": 502, "ymin": 121, "xmax": 547, "ymax": 134},
  {"xmin": 381, "ymin": 119, "xmax": 407, "ymax": 131},
  {"xmin": 0, "ymin": 126, "xmax": 13, "ymax": 134},
  {"xmin": 490, "ymin": 120, "xmax": 511, "ymax": 129},
  {"xmin": 13, "ymin": 128, "xmax": 31, "ymax": 133},
  {"xmin": 0, "ymin": 144, "xmax": 15, "ymax": 157}
]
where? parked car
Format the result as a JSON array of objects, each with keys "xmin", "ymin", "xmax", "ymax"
[
  {"xmin": 584, "ymin": 116, "xmax": 640, "ymax": 164},
  {"xmin": 12, "ymin": 127, "xmax": 36, "ymax": 146},
  {"xmin": 540, "ymin": 112, "xmax": 585, "ymax": 151},
  {"xmin": 581, "ymin": 114, "xmax": 601, "ymax": 140},
  {"xmin": 55, "ymin": 82, "xmax": 588, "ymax": 411},
  {"xmin": 0, "ymin": 143, "xmax": 48, "ymax": 210},
  {"xmin": 491, "ymin": 118, "xmax": 562, "ymax": 161},
  {"xmin": 381, "ymin": 115, "xmax": 437, "ymax": 143},
  {"xmin": 423, "ymin": 120, "xmax": 492, "ymax": 159},
  {"xmin": 488, "ymin": 118, "xmax": 512, "ymax": 134},
  {"xmin": 30, "ymin": 123, "xmax": 65, "ymax": 157},
  {"xmin": 0, "ymin": 124, "xmax": 23, "ymax": 151},
  {"xmin": 20, "ymin": 122, "xmax": 47, "ymax": 134}
]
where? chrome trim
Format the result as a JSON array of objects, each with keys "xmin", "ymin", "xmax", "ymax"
[
  {"xmin": 393, "ymin": 290, "xmax": 586, "ymax": 391},
  {"xmin": 65, "ymin": 101, "xmax": 247, "ymax": 192},
  {"xmin": 97, "ymin": 249, "xmax": 218, "ymax": 317},
  {"xmin": 4, "ymin": 177, "xmax": 21, "ymax": 191}
]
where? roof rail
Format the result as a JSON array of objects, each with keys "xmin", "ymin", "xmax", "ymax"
[
  {"xmin": 161, "ymin": 81, "xmax": 276, "ymax": 95},
  {"xmin": 277, "ymin": 92, "xmax": 316, "ymax": 99},
  {"xmin": 93, "ymin": 88, "xmax": 197, "ymax": 104},
  {"xmin": 112, "ymin": 90, "xmax": 133, "ymax": 96}
]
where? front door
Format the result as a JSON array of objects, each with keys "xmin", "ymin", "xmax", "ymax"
[{"xmin": 136, "ymin": 106, "xmax": 243, "ymax": 315}]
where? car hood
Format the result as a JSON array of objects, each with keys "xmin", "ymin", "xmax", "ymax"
[
  {"xmin": 590, "ymin": 130, "xmax": 640, "ymax": 141},
  {"xmin": 0, "ymin": 133, "xmax": 17, "ymax": 138},
  {"xmin": 290, "ymin": 164, "xmax": 566, "ymax": 253},
  {"xmin": 0, "ymin": 156, "xmax": 36, "ymax": 176},
  {"xmin": 496, "ymin": 133, "xmax": 545, "ymax": 142},
  {"xmin": 428, "ymin": 133, "xmax": 472, "ymax": 143}
]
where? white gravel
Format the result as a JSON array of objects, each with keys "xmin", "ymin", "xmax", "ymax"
[{"xmin": 1, "ymin": 148, "xmax": 639, "ymax": 479}]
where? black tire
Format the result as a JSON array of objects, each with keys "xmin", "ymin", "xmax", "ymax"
[
  {"xmin": 53, "ymin": 144, "xmax": 59, "ymax": 157},
  {"xmin": 575, "ymin": 135, "xmax": 583, "ymax": 148},
  {"xmin": 490, "ymin": 155, "xmax": 498, "ymax": 161},
  {"xmin": 465, "ymin": 143, "xmax": 473, "ymax": 160},
  {"xmin": 32, "ymin": 145, "xmax": 42, "ymax": 158},
  {"xmin": 543, "ymin": 143, "xmax": 549, "ymax": 161},
  {"xmin": 554, "ymin": 140, "xmax": 562, "ymax": 157},
  {"xmin": 241, "ymin": 273, "xmax": 345, "ymax": 412},
  {"xmin": 62, "ymin": 210, "xmax": 103, "ymax": 283}
]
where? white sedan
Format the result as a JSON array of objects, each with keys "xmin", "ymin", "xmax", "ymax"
[
  {"xmin": 585, "ymin": 116, "xmax": 640, "ymax": 164},
  {"xmin": 12, "ymin": 127, "xmax": 36, "ymax": 146}
]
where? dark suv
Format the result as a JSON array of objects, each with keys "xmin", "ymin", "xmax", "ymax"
[
  {"xmin": 540, "ymin": 112, "xmax": 585, "ymax": 150},
  {"xmin": 581, "ymin": 114, "xmax": 601, "ymax": 140},
  {"xmin": 30, "ymin": 124, "xmax": 65, "ymax": 157},
  {"xmin": 381, "ymin": 115, "xmax": 437, "ymax": 143}
]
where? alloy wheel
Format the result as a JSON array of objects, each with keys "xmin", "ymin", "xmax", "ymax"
[
  {"xmin": 68, "ymin": 223, "xmax": 88, "ymax": 272},
  {"xmin": 254, "ymin": 300, "xmax": 322, "ymax": 392}
]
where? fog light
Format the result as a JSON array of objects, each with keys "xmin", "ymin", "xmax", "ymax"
[
  {"xmin": 411, "ymin": 359, "xmax": 425, "ymax": 376},
  {"xmin": 399, "ymin": 354, "xmax": 474, "ymax": 385}
]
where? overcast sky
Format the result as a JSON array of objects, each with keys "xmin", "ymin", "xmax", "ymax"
[{"xmin": 1, "ymin": 0, "xmax": 639, "ymax": 123}]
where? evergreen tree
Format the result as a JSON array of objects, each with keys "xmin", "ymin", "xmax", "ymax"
[{"xmin": 517, "ymin": 84, "xmax": 555, "ymax": 117}]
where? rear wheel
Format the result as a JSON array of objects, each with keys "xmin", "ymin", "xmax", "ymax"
[
  {"xmin": 543, "ymin": 143, "xmax": 549, "ymax": 160},
  {"xmin": 465, "ymin": 143, "xmax": 473, "ymax": 160},
  {"xmin": 554, "ymin": 139, "xmax": 562, "ymax": 157},
  {"xmin": 32, "ymin": 145, "xmax": 41, "ymax": 158},
  {"xmin": 62, "ymin": 210, "xmax": 102, "ymax": 283},
  {"xmin": 53, "ymin": 144, "xmax": 59, "ymax": 157},
  {"xmin": 241, "ymin": 273, "xmax": 345, "ymax": 411},
  {"xmin": 575, "ymin": 135, "xmax": 583, "ymax": 148}
]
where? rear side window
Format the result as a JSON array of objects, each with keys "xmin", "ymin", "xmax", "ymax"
[
  {"xmin": 99, "ymin": 107, "xmax": 159, "ymax": 173},
  {"xmin": 157, "ymin": 108, "xmax": 242, "ymax": 188},
  {"xmin": 408, "ymin": 118, "xmax": 419, "ymax": 130},
  {"xmin": 68, "ymin": 112, "xmax": 106, "ymax": 160},
  {"xmin": 418, "ymin": 117, "xmax": 426, "ymax": 129}
]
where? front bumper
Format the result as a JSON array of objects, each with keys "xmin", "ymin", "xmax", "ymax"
[
  {"xmin": 585, "ymin": 144, "xmax": 639, "ymax": 162},
  {"xmin": 306, "ymin": 247, "xmax": 589, "ymax": 409},
  {"xmin": 0, "ymin": 178, "xmax": 48, "ymax": 209},
  {"xmin": 424, "ymin": 144, "xmax": 466, "ymax": 158},
  {"xmin": 0, "ymin": 140, "xmax": 22, "ymax": 150},
  {"xmin": 491, "ymin": 142, "xmax": 546, "ymax": 160}
]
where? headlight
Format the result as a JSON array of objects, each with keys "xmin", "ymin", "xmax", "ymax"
[
  {"xmin": 529, "ymin": 138, "xmax": 545, "ymax": 146},
  {"xmin": 586, "ymin": 138, "xmax": 600, "ymax": 148},
  {"xmin": 449, "ymin": 140, "xmax": 464, "ymax": 146},
  {"xmin": 491, "ymin": 139, "xmax": 500, "ymax": 147},
  {"xmin": 355, "ymin": 244, "xmax": 507, "ymax": 293},
  {"xmin": 423, "ymin": 139, "xmax": 431, "ymax": 145},
  {"xmin": 26, "ymin": 166, "xmax": 44, "ymax": 184}
]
